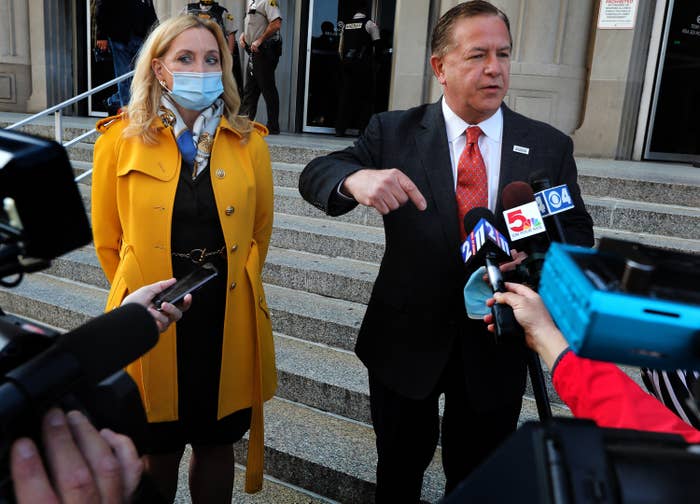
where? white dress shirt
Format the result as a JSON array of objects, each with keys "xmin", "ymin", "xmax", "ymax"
[{"xmin": 442, "ymin": 98, "xmax": 503, "ymax": 213}]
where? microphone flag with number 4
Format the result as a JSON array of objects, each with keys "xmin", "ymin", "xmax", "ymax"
[{"xmin": 534, "ymin": 184, "xmax": 574, "ymax": 217}]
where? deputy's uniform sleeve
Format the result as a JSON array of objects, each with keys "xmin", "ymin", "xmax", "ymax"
[
  {"xmin": 223, "ymin": 12, "xmax": 236, "ymax": 34},
  {"xmin": 263, "ymin": 0, "xmax": 282, "ymax": 22}
]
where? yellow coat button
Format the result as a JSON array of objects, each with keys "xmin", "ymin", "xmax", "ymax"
[
  {"xmin": 231, "ymin": 243, "xmax": 238, "ymax": 252},
  {"xmin": 216, "ymin": 169, "xmax": 225, "ymax": 178},
  {"xmin": 230, "ymin": 282, "xmax": 237, "ymax": 289},
  {"xmin": 225, "ymin": 206, "xmax": 235, "ymax": 215}
]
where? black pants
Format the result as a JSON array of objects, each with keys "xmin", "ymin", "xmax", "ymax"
[
  {"xmin": 232, "ymin": 42, "xmax": 244, "ymax": 98},
  {"xmin": 241, "ymin": 49, "xmax": 280, "ymax": 132},
  {"xmin": 336, "ymin": 59, "xmax": 374, "ymax": 135},
  {"xmin": 369, "ymin": 339, "xmax": 522, "ymax": 503}
]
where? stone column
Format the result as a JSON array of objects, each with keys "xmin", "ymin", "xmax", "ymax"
[
  {"xmin": 1, "ymin": 0, "xmax": 33, "ymax": 112},
  {"xmin": 388, "ymin": 0, "xmax": 433, "ymax": 110},
  {"xmin": 572, "ymin": 0, "xmax": 656, "ymax": 159}
]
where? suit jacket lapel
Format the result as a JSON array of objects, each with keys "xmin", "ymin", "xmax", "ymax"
[
  {"xmin": 415, "ymin": 102, "xmax": 461, "ymax": 250},
  {"xmin": 497, "ymin": 104, "xmax": 533, "ymax": 215}
]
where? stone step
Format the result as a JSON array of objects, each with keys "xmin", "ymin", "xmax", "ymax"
[
  {"xmin": 275, "ymin": 186, "xmax": 384, "ymax": 227},
  {"xmin": 595, "ymin": 227, "xmax": 700, "ymax": 253},
  {"xmin": 585, "ymin": 195, "xmax": 700, "ymax": 241},
  {"xmin": 232, "ymin": 396, "xmax": 445, "ymax": 503},
  {"xmin": 577, "ymin": 158, "xmax": 700, "ymax": 209},
  {"xmin": 175, "ymin": 462, "xmax": 337, "ymax": 503},
  {"xmin": 0, "ymin": 272, "xmax": 105, "ymax": 331},
  {"xmin": 266, "ymin": 283, "xmax": 363, "ymax": 352},
  {"xmin": 274, "ymin": 332, "xmax": 370, "ymax": 424},
  {"xmin": 264, "ymin": 246, "xmax": 378, "ymax": 305},
  {"xmin": 273, "ymin": 213, "xmax": 384, "ymax": 263}
]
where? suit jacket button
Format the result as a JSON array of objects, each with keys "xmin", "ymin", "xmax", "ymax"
[
  {"xmin": 216, "ymin": 169, "xmax": 225, "ymax": 178},
  {"xmin": 230, "ymin": 243, "xmax": 238, "ymax": 252},
  {"xmin": 225, "ymin": 206, "xmax": 235, "ymax": 215},
  {"xmin": 230, "ymin": 281, "xmax": 237, "ymax": 289}
]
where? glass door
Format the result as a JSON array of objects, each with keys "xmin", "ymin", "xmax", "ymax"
[{"xmin": 302, "ymin": 0, "xmax": 395, "ymax": 134}]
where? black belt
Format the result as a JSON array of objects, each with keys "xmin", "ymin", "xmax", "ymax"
[{"xmin": 172, "ymin": 246, "xmax": 226, "ymax": 263}]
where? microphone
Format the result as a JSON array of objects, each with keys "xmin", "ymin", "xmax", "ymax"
[
  {"xmin": 529, "ymin": 171, "xmax": 573, "ymax": 243},
  {"xmin": 461, "ymin": 207, "xmax": 511, "ymax": 268},
  {"xmin": 0, "ymin": 303, "xmax": 158, "ymax": 427},
  {"xmin": 501, "ymin": 181, "xmax": 552, "ymax": 288},
  {"xmin": 462, "ymin": 208, "xmax": 522, "ymax": 343}
]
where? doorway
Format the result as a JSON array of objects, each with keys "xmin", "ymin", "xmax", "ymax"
[{"xmin": 301, "ymin": 0, "xmax": 396, "ymax": 134}]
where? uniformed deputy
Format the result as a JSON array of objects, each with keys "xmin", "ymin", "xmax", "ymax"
[
  {"xmin": 182, "ymin": 0, "xmax": 244, "ymax": 95},
  {"xmin": 239, "ymin": 0, "xmax": 283, "ymax": 134},
  {"xmin": 336, "ymin": 0, "xmax": 380, "ymax": 137}
]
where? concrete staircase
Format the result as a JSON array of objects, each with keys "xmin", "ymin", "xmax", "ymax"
[{"xmin": 1, "ymin": 116, "xmax": 699, "ymax": 503}]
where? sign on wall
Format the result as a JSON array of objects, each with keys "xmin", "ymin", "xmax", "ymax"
[{"xmin": 598, "ymin": 0, "xmax": 638, "ymax": 29}]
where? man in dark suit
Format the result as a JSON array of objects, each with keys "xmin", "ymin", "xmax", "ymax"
[{"xmin": 299, "ymin": 2, "xmax": 594, "ymax": 502}]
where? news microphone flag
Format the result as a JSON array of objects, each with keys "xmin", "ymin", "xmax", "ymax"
[
  {"xmin": 461, "ymin": 217, "xmax": 511, "ymax": 265},
  {"xmin": 534, "ymin": 184, "xmax": 575, "ymax": 217},
  {"xmin": 503, "ymin": 201, "xmax": 547, "ymax": 242}
]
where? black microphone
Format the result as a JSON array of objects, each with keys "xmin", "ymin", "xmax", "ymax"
[
  {"xmin": 0, "ymin": 303, "xmax": 158, "ymax": 427},
  {"xmin": 500, "ymin": 183, "xmax": 554, "ymax": 420},
  {"xmin": 529, "ymin": 170, "xmax": 568, "ymax": 243},
  {"xmin": 501, "ymin": 181, "xmax": 552, "ymax": 289},
  {"xmin": 462, "ymin": 208, "xmax": 522, "ymax": 344}
]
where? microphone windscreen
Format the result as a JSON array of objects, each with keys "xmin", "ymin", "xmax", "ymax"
[
  {"xmin": 57, "ymin": 304, "xmax": 158, "ymax": 384},
  {"xmin": 501, "ymin": 181, "xmax": 535, "ymax": 210},
  {"xmin": 528, "ymin": 170, "xmax": 553, "ymax": 194},
  {"xmin": 463, "ymin": 207, "xmax": 495, "ymax": 234}
]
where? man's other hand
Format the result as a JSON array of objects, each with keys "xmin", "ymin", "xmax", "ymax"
[{"xmin": 342, "ymin": 169, "xmax": 427, "ymax": 215}]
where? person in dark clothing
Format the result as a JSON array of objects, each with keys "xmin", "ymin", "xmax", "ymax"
[
  {"xmin": 239, "ymin": 0, "xmax": 283, "ymax": 134},
  {"xmin": 299, "ymin": 2, "xmax": 594, "ymax": 501},
  {"xmin": 95, "ymin": 0, "xmax": 158, "ymax": 115},
  {"xmin": 335, "ymin": 0, "xmax": 380, "ymax": 137},
  {"xmin": 183, "ymin": 0, "xmax": 244, "ymax": 97}
]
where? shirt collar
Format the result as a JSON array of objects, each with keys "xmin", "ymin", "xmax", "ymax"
[{"xmin": 441, "ymin": 97, "xmax": 503, "ymax": 143}]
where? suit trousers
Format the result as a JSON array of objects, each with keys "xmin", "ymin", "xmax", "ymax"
[
  {"xmin": 369, "ymin": 336, "xmax": 522, "ymax": 503},
  {"xmin": 241, "ymin": 50, "xmax": 280, "ymax": 132}
]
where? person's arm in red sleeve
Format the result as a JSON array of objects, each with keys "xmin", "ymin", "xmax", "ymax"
[
  {"xmin": 486, "ymin": 282, "xmax": 700, "ymax": 444},
  {"xmin": 553, "ymin": 350, "xmax": 700, "ymax": 443}
]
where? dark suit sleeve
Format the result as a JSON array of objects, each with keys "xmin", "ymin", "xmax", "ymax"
[
  {"xmin": 299, "ymin": 113, "xmax": 384, "ymax": 216},
  {"xmin": 554, "ymin": 136, "xmax": 595, "ymax": 247}
]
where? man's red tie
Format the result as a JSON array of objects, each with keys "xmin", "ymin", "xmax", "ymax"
[{"xmin": 456, "ymin": 126, "xmax": 488, "ymax": 241}]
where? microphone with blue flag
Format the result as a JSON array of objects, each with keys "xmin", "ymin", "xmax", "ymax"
[{"xmin": 461, "ymin": 208, "xmax": 522, "ymax": 344}]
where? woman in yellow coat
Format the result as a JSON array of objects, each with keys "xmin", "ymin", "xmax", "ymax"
[{"xmin": 91, "ymin": 14, "xmax": 275, "ymax": 503}]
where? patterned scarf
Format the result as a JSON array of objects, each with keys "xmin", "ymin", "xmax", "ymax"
[{"xmin": 158, "ymin": 95, "xmax": 224, "ymax": 179}]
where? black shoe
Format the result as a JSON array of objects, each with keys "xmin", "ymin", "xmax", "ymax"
[{"xmin": 267, "ymin": 126, "xmax": 280, "ymax": 135}]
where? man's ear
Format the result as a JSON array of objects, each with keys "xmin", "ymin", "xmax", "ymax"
[{"xmin": 430, "ymin": 54, "xmax": 446, "ymax": 85}]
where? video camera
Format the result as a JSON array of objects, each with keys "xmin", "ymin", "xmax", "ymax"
[
  {"xmin": 450, "ymin": 238, "xmax": 700, "ymax": 503},
  {"xmin": 0, "ymin": 129, "xmax": 157, "ymax": 501}
]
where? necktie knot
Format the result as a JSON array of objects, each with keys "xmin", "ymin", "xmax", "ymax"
[{"xmin": 466, "ymin": 126, "xmax": 482, "ymax": 145}]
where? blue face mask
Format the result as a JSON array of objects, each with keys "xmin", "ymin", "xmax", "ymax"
[{"xmin": 161, "ymin": 64, "xmax": 223, "ymax": 111}]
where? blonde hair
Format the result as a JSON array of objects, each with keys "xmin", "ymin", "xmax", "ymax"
[{"xmin": 123, "ymin": 14, "xmax": 252, "ymax": 143}]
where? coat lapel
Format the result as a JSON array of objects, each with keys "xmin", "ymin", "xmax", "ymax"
[
  {"xmin": 415, "ymin": 102, "xmax": 461, "ymax": 250},
  {"xmin": 497, "ymin": 104, "xmax": 533, "ymax": 214}
]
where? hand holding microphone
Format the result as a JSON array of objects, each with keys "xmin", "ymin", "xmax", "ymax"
[{"xmin": 461, "ymin": 207, "xmax": 523, "ymax": 343}]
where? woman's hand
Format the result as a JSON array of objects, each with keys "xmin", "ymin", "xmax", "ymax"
[
  {"xmin": 484, "ymin": 282, "xmax": 568, "ymax": 369},
  {"xmin": 122, "ymin": 279, "xmax": 192, "ymax": 333}
]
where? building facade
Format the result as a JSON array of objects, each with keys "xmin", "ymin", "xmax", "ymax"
[{"xmin": 0, "ymin": 0, "xmax": 697, "ymax": 163}]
